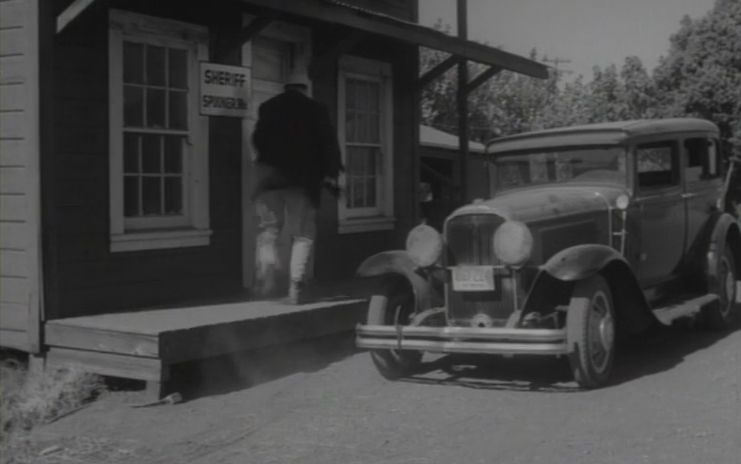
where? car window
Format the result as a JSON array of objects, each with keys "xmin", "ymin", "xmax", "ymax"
[
  {"xmin": 491, "ymin": 147, "xmax": 626, "ymax": 193},
  {"xmin": 636, "ymin": 141, "xmax": 679, "ymax": 190},
  {"xmin": 684, "ymin": 137, "xmax": 719, "ymax": 182}
]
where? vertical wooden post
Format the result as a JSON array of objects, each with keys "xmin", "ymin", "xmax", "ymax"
[{"xmin": 456, "ymin": 0, "xmax": 469, "ymax": 204}]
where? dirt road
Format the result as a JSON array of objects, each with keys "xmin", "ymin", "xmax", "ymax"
[{"xmin": 28, "ymin": 321, "xmax": 740, "ymax": 464}]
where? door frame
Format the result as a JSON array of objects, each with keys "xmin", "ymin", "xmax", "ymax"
[{"xmin": 240, "ymin": 17, "xmax": 312, "ymax": 289}]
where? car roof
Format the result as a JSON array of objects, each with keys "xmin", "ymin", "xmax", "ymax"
[{"xmin": 486, "ymin": 118, "xmax": 719, "ymax": 154}]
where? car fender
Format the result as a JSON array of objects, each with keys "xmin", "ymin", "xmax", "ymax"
[
  {"xmin": 707, "ymin": 212, "xmax": 741, "ymax": 283},
  {"xmin": 535, "ymin": 244, "xmax": 654, "ymax": 334},
  {"xmin": 356, "ymin": 251, "xmax": 441, "ymax": 312},
  {"xmin": 541, "ymin": 244, "xmax": 627, "ymax": 282}
]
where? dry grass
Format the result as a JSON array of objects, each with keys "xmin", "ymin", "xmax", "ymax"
[{"xmin": 0, "ymin": 357, "xmax": 105, "ymax": 463}]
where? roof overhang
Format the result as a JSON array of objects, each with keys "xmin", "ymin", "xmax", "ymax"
[{"xmin": 240, "ymin": 0, "xmax": 549, "ymax": 79}]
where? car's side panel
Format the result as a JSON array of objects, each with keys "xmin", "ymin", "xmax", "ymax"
[{"xmin": 356, "ymin": 250, "xmax": 442, "ymax": 312}]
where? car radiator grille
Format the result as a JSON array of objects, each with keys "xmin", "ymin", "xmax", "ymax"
[{"xmin": 445, "ymin": 214, "xmax": 515, "ymax": 327}]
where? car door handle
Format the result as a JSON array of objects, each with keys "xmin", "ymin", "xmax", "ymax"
[{"xmin": 681, "ymin": 192, "xmax": 699, "ymax": 199}]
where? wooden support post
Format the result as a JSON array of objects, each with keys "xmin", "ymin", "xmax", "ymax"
[
  {"xmin": 456, "ymin": 0, "xmax": 470, "ymax": 204},
  {"xmin": 309, "ymin": 30, "xmax": 364, "ymax": 79},
  {"xmin": 215, "ymin": 15, "xmax": 275, "ymax": 61},
  {"xmin": 145, "ymin": 364, "xmax": 171, "ymax": 401}
]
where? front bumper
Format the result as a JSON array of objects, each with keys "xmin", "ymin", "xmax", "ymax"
[{"xmin": 356, "ymin": 324, "xmax": 569, "ymax": 355}]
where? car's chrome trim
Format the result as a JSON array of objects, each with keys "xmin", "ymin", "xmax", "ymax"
[{"xmin": 356, "ymin": 324, "xmax": 568, "ymax": 355}]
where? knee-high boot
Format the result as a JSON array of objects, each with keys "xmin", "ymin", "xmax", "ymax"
[{"xmin": 287, "ymin": 237, "xmax": 313, "ymax": 304}]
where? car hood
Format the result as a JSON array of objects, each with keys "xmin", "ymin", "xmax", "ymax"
[{"xmin": 450, "ymin": 185, "xmax": 629, "ymax": 224}]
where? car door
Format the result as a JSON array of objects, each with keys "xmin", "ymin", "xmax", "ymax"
[
  {"xmin": 683, "ymin": 136, "xmax": 723, "ymax": 255},
  {"xmin": 633, "ymin": 140, "xmax": 686, "ymax": 287}
]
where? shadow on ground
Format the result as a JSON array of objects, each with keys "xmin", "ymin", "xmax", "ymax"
[
  {"xmin": 164, "ymin": 332, "xmax": 360, "ymax": 400},
  {"xmin": 402, "ymin": 314, "xmax": 741, "ymax": 393}
]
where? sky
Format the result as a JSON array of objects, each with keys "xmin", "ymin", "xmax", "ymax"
[{"xmin": 418, "ymin": 0, "xmax": 718, "ymax": 79}]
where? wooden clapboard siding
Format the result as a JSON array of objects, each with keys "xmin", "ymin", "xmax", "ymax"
[
  {"xmin": 46, "ymin": 4, "xmax": 244, "ymax": 320},
  {"xmin": 312, "ymin": 31, "xmax": 419, "ymax": 281},
  {"xmin": 0, "ymin": 0, "xmax": 42, "ymax": 352}
]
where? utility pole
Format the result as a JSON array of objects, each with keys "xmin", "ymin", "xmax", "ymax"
[{"xmin": 457, "ymin": 0, "xmax": 469, "ymax": 203}]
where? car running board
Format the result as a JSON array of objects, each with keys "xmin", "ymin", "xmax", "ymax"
[{"xmin": 651, "ymin": 294, "xmax": 718, "ymax": 326}]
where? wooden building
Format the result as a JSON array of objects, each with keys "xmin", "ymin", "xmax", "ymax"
[
  {"xmin": 419, "ymin": 124, "xmax": 490, "ymax": 228},
  {"xmin": 0, "ymin": 0, "xmax": 547, "ymax": 385}
]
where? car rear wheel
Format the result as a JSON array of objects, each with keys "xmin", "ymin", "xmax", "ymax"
[
  {"xmin": 704, "ymin": 247, "xmax": 737, "ymax": 330},
  {"xmin": 566, "ymin": 275, "xmax": 616, "ymax": 389},
  {"xmin": 367, "ymin": 283, "xmax": 422, "ymax": 380}
]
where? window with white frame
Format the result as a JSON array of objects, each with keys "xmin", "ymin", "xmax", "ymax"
[
  {"xmin": 109, "ymin": 10, "xmax": 211, "ymax": 252},
  {"xmin": 338, "ymin": 56, "xmax": 395, "ymax": 233}
]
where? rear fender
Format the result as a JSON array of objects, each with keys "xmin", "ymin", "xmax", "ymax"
[
  {"xmin": 529, "ymin": 244, "xmax": 654, "ymax": 334},
  {"xmin": 707, "ymin": 213, "xmax": 741, "ymax": 284},
  {"xmin": 356, "ymin": 251, "xmax": 442, "ymax": 312}
]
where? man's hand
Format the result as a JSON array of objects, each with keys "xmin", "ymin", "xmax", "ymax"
[{"xmin": 322, "ymin": 176, "xmax": 343, "ymax": 197}]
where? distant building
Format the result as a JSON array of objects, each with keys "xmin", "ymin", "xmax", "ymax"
[{"xmin": 419, "ymin": 125, "xmax": 490, "ymax": 228}]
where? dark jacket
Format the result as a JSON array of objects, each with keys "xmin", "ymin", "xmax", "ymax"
[{"xmin": 252, "ymin": 89, "xmax": 343, "ymax": 206}]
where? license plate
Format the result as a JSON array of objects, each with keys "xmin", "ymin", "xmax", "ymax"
[{"xmin": 451, "ymin": 266, "xmax": 495, "ymax": 292}]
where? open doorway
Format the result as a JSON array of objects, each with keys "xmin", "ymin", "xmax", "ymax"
[{"xmin": 241, "ymin": 20, "xmax": 312, "ymax": 291}]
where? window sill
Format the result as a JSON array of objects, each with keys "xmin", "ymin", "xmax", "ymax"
[
  {"xmin": 338, "ymin": 216, "xmax": 396, "ymax": 234},
  {"xmin": 110, "ymin": 228, "xmax": 212, "ymax": 252}
]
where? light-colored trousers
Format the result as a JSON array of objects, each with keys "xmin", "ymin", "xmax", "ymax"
[{"xmin": 254, "ymin": 188, "xmax": 316, "ymax": 288}]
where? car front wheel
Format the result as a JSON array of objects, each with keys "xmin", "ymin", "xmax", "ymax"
[
  {"xmin": 566, "ymin": 275, "xmax": 616, "ymax": 389},
  {"xmin": 366, "ymin": 283, "xmax": 423, "ymax": 380}
]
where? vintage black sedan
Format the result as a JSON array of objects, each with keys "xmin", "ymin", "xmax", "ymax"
[{"xmin": 356, "ymin": 118, "xmax": 741, "ymax": 388}]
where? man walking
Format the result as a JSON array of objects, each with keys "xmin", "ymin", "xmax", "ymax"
[{"xmin": 251, "ymin": 71, "xmax": 342, "ymax": 304}]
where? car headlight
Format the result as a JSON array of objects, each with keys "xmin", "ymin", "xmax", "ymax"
[
  {"xmin": 406, "ymin": 224, "xmax": 443, "ymax": 267},
  {"xmin": 493, "ymin": 221, "xmax": 533, "ymax": 267}
]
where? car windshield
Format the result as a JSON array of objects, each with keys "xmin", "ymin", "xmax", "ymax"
[{"xmin": 490, "ymin": 146, "xmax": 627, "ymax": 193}]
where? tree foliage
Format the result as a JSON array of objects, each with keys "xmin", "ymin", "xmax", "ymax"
[
  {"xmin": 653, "ymin": 0, "xmax": 741, "ymax": 151},
  {"xmin": 421, "ymin": 0, "xmax": 741, "ymax": 153}
]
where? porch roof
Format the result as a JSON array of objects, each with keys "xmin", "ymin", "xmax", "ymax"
[{"xmin": 241, "ymin": 0, "xmax": 549, "ymax": 79}]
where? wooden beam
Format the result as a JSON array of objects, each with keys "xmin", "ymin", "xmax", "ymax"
[
  {"xmin": 216, "ymin": 15, "xmax": 274, "ymax": 60},
  {"xmin": 308, "ymin": 29, "xmax": 364, "ymax": 79},
  {"xmin": 56, "ymin": 0, "xmax": 97, "ymax": 34},
  {"xmin": 416, "ymin": 55, "xmax": 459, "ymax": 90},
  {"xmin": 241, "ymin": 0, "xmax": 548, "ymax": 78},
  {"xmin": 234, "ymin": 16, "xmax": 274, "ymax": 47},
  {"xmin": 464, "ymin": 66, "xmax": 502, "ymax": 94}
]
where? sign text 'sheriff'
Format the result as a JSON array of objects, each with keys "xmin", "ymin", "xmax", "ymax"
[{"xmin": 199, "ymin": 62, "xmax": 251, "ymax": 117}]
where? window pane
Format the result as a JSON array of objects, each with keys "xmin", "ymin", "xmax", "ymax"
[
  {"xmin": 142, "ymin": 135, "xmax": 161, "ymax": 173},
  {"xmin": 169, "ymin": 91, "xmax": 187, "ymax": 130},
  {"xmin": 364, "ymin": 177, "xmax": 377, "ymax": 207},
  {"xmin": 350, "ymin": 178, "xmax": 364, "ymax": 208},
  {"xmin": 146, "ymin": 45, "xmax": 166, "ymax": 86},
  {"xmin": 124, "ymin": 176, "xmax": 139, "ymax": 217},
  {"xmin": 168, "ymin": 48, "xmax": 188, "ymax": 89},
  {"xmin": 123, "ymin": 133, "xmax": 139, "ymax": 173},
  {"xmin": 164, "ymin": 177, "xmax": 183, "ymax": 214},
  {"xmin": 142, "ymin": 177, "xmax": 162, "ymax": 215},
  {"xmin": 124, "ymin": 86, "xmax": 143, "ymax": 127},
  {"xmin": 146, "ymin": 89, "xmax": 166, "ymax": 128},
  {"xmin": 164, "ymin": 136, "xmax": 182, "ymax": 173},
  {"xmin": 123, "ymin": 42, "xmax": 144, "ymax": 84}
]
